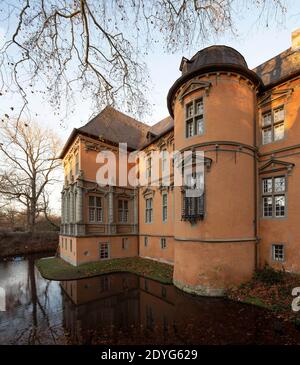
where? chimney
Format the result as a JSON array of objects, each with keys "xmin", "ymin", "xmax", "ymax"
[{"xmin": 292, "ymin": 28, "xmax": 300, "ymax": 50}]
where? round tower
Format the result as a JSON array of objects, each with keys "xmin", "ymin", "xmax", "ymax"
[{"xmin": 168, "ymin": 46, "xmax": 262, "ymax": 296}]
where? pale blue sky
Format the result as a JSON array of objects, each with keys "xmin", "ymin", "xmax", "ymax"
[
  {"xmin": 0, "ymin": 2, "xmax": 299, "ymax": 141},
  {"xmin": 0, "ymin": 2, "xmax": 300, "ymax": 214}
]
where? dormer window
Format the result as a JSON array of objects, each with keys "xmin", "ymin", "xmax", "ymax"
[{"xmin": 185, "ymin": 98, "xmax": 204, "ymax": 138}]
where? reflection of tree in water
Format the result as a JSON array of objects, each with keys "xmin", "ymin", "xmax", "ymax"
[
  {"xmin": 2, "ymin": 258, "xmax": 300, "ymax": 345},
  {"xmin": 11, "ymin": 257, "xmax": 65, "ymax": 345}
]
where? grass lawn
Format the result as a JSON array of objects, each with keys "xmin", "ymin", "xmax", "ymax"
[{"xmin": 36, "ymin": 256, "xmax": 173, "ymax": 284}]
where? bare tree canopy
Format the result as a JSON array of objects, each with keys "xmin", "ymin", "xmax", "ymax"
[
  {"xmin": 0, "ymin": 0, "xmax": 287, "ymax": 119},
  {"xmin": 0, "ymin": 119, "xmax": 61, "ymax": 231}
]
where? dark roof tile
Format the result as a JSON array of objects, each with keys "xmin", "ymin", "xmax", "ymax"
[
  {"xmin": 150, "ymin": 116, "xmax": 174, "ymax": 136},
  {"xmin": 253, "ymin": 47, "xmax": 300, "ymax": 87},
  {"xmin": 78, "ymin": 106, "xmax": 150, "ymax": 150}
]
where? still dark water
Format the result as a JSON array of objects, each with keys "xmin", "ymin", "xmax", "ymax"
[{"xmin": 0, "ymin": 253, "xmax": 300, "ymax": 345}]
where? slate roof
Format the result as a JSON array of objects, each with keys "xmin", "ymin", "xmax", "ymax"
[
  {"xmin": 182, "ymin": 45, "xmax": 248, "ymax": 75},
  {"xmin": 150, "ymin": 116, "xmax": 174, "ymax": 136},
  {"xmin": 60, "ymin": 106, "xmax": 174, "ymax": 158},
  {"xmin": 60, "ymin": 45, "xmax": 300, "ymax": 158},
  {"xmin": 252, "ymin": 47, "xmax": 300, "ymax": 88}
]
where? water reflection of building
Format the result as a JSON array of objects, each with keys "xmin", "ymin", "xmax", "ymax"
[
  {"xmin": 61, "ymin": 274, "xmax": 140, "ymax": 343},
  {"xmin": 61, "ymin": 273, "xmax": 178, "ymax": 343},
  {"xmin": 61, "ymin": 272, "xmax": 300, "ymax": 345}
]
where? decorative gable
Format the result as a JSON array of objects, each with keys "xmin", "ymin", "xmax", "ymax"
[
  {"xmin": 178, "ymin": 80, "xmax": 212, "ymax": 102},
  {"xmin": 142, "ymin": 187, "xmax": 155, "ymax": 198},
  {"xmin": 259, "ymin": 158, "xmax": 295, "ymax": 175},
  {"xmin": 258, "ymin": 88, "xmax": 293, "ymax": 107}
]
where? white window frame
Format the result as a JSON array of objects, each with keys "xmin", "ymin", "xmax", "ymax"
[
  {"xmin": 261, "ymin": 106, "xmax": 285, "ymax": 145},
  {"xmin": 162, "ymin": 193, "xmax": 168, "ymax": 222},
  {"xmin": 118, "ymin": 199, "xmax": 129, "ymax": 223},
  {"xmin": 89, "ymin": 196, "xmax": 103, "ymax": 223},
  {"xmin": 99, "ymin": 242, "xmax": 110, "ymax": 260},
  {"xmin": 262, "ymin": 176, "xmax": 286, "ymax": 218},
  {"xmin": 272, "ymin": 244, "xmax": 285, "ymax": 262},
  {"xmin": 145, "ymin": 198, "xmax": 153, "ymax": 223},
  {"xmin": 185, "ymin": 98, "xmax": 204, "ymax": 138}
]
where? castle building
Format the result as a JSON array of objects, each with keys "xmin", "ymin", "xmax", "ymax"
[{"xmin": 59, "ymin": 30, "xmax": 300, "ymax": 296}]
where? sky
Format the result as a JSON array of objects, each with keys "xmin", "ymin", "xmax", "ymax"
[{"xmin": 0, "ymin": 1, "xmax": 300, "ymax": 214}]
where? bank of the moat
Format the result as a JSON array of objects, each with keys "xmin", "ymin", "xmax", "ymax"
[
  {"xmin": 36, "ymin": 256, "xmax": 300, "ymax": 327},
  {"xmin": 36, "ymin": 256, "xmax": 173, "ymax": 283},
  {"xmin": 0, "ymin": 231, "xmax": 58, "ymax": 257},
  {"xmin": 227, "ymin": 265, "xmax": 300, "ymax": 326}
]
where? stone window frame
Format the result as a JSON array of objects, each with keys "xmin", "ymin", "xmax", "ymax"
[
  {"xmin": 272, "ymin": 243, "xmax": 285, "ymax": 262},
  {"xmin": 261, "ymin": 175, "xmax": 287, "ymax": 219},
  {"xmin": 181, "ymin": 171, "xmax": 205, "ymax": 223},
  {"xmin": 160, "ymin": 237, "xmax": 167, "ymax": 250},
  {"xmin": 146, "ymin": 156, "xmax": 152, "ymax": 178},
  {"xmin": 144, "ymin": 236, "xmax": 148, "ymax": 247},
  {"xmin": 122, "ymin": 237, "xmax": 129, "ymax": 250},
  {"xmin": 88, "ymin": 195, "xmax": 103, "ymax": 223},
  {"xmin": 99, "ymin": 242, "xmax": 110, "ymax": 260},
  {"xmin": 185, "ymin": 98, "xmax": 204, "ymax": 138},
  {"xmin": 261, "ymin": 105, "xmax": 285, "ymax": 145},
  {"xmin": 70, "ymin": 239, "xmax": 72, "ymax": 253},
  {"xmin": 162, "ymin": 192, "xmax": 168, "ymax": 223},
  {"xmin": 118, "ymin": 199, "xmax": 129, "ymax": 223},
  {"xmin": 145, "ymin": 197, "xmax": 153, "ymax": 223}
]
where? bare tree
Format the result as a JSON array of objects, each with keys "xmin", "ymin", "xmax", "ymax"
[
  {"xmin": 0, "ymin": 0, "xmax": 287, "ymax": 121},
  {"xmin": 0, "ymin": 119, "xmax": 61, "ymax": 232},
  {"xmin": 41, "ymin": 190, "xmax": 60, "ymax": 230}
]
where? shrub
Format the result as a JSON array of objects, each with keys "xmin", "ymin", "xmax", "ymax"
[{"xmin": 253, "ymin": 264, "xmax": 285, "ymax": 285}]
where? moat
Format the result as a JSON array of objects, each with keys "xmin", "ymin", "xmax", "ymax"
[{"xmin": 0, "ymin": 254, "xmax": 300, "ymax": 345}]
